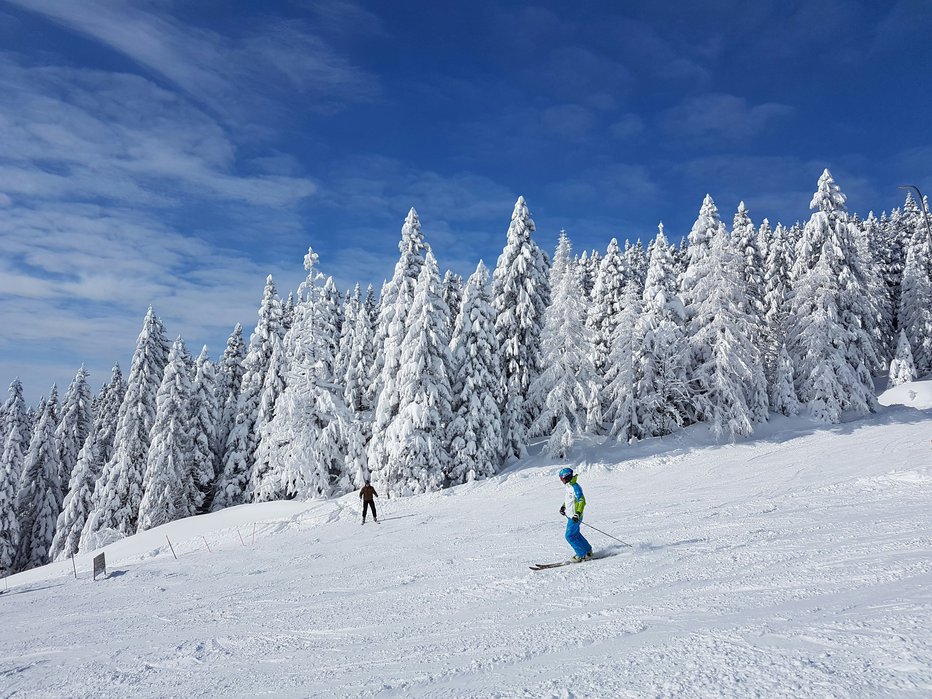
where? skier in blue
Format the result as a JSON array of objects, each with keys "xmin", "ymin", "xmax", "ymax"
[{"xmin": 558, "ymin": 467, "xmax": 593, "ymax": 561}]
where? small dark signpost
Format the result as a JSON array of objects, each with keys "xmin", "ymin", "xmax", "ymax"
[{"xmin": 92, "ymin": 553, "xmax": 106, "ymax": 581}]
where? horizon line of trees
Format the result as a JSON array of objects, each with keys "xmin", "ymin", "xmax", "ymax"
[{"xmin": 1, "ymin": 169, "xmax": 931, "ymax": 574}]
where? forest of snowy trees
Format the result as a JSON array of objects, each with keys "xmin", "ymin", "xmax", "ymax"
[{"xmin": 1, "ymin": 169, "xmax": 931, "ymax": 574}]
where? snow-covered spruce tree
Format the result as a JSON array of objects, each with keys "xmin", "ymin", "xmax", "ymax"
[
  {"xmin": 368, "ymin": 209, "xmax": 426, "ymax": 486},
  {"xmin": 577, "ymin": 250, "xmax": 599, "ymax": 302},
  {"xmin": 0, "ymin": 379, "xmax": 29, "ymax": 497},
  {"xmin": 448, "ymin": 260, "xmax": 502, "ymax": 483},
  {"xmin": 679, "ymin": 195, "xmax": 727, "ymax": 422},
  {"xmin": 82, "ymin": 308, "xmax": 168, "ymax": 541},
  {"xmin": 335, "ymin": 285, "xmax": 361, "ymax": 385},
  {"xmin": 212, "ymin": 277, "xmax": 284, "ymax": 510},
  {"xmin": 790, "ymin": 242, "xmax": 874, "ymax": 422},
  {"xmin": 382, "ymin": 249, "xmax": 453, "ymax": 495},
  {"xmin": 282, "ymin": 291, "xmax": 295, "ymax": 332},
  {"xmin": 846, "ymin": 212, "xmax": 889, "ymax": 371},
  {"xmin": 492, "ymin": 196, "xmax": 550, "ymax": 460},
  {"xmin": 635, "ymin": 225, "xmax": 689, "ymax": 437},
  {"xmin": 344, "ymin": 418, "xmax": 371, "ymax": 488},
  {"xmin": 730, "ymin": 202, "xmax": 765, "ymax": 324},
  {"xmin": 322, "ymin": 276, "xmax": 344, "ymax": 342},
  {"xmin": 14, "ymin": 393, "xmax": 62, "ymax": 571},
  {"xmin": 876, "ymin": 207, "xmax": 908, "ymax": 337},
  {"xmin": 603, "ymin": 281, "xmax": 643, "ymax": 443},
  {"xmin": 49, "ymin": 365, "xmax": 126, "ymax": 560},
  {"xmin": 897, "ymin": 209, "xmax": 932, "ymax": 375},
  {"xmin": 190, "ymin": 347, "xmax": 219, "ymax": 510},
  {"xmin": 787, "ymin": 171, "xmax": 878, "ymax": 422},
  {"xmin": 55, "ymin": 366, "xmax": 93, "ymax": 497},
  {"xmin": 756, "ymin": 218, "xmax": 772, "ymax": 262},
  {"xmin": 685, "ymin": 227, "xmax": 768, "ymax": 439},
  {"xmin": 95, "ymin": 364, "xmax": 126, "ymax": 466},
  {"xmin": 45, "ymin": 385, "xmax": 60, "ymax": 429},
  {"xmin": 680, "ymin": 194, "xmax": 726, "ymax": 312},
  {"xmin": 625, "ymin": 240, "xmax": 648, "ymax": 293},
  {"xmin": 762, "ymin": 222, "xmax": 793, "ymax": 384},
  {"xmin": 259, "ymin": 248, "xmax": 351, "ymax": 501},
  {"xmin": 344, "ymin": 285, "xmax": 377, "ymax": 414},
  {"xmin": 23, "ymin": 405, "xmax": 37, "ymax": 446},
  {"xmin": 863, "ymin": 212, "xmax": 896, "ymax": 358},
  {"xmin": 250, "ymin": 334, "xmax": 288, "ymax": 499},
  {"xmin": 888, "ymin": 329, "xmax": 918, "ymax": 388},
  {"xmin": 0, "ymin": 439, "xmax": 20, "ymax": 573},
  {"xmin": 0, "ymin": 380, "xmax": 29, "ymax": 573},
  {"xmin": 137, "ymin": 337, "xmax": 195, "ymax": 531},
  {"xmin": 363, "ymin": 283, "xmax": 378, "ymax": 330},
  {"xmin": 214, "ymin": 324, "xmax": 246, "ymax": 478},
  {"xmin": 48, "ymin": 430, "xmax": 97, "ymax": 561},
  {"xmin": 442, "ymin": 270, "xmax": 464, "ymax": 337},
  {"xmin": 769, "ymin": 343, "xmax": 800, "ymax": 416},
  {"xmin": 587, "ymin": 238, "xmax": 628, "ymax": 379},
  {"xmin": 791, "ymin": 169, "xmax": 847, "ymax": 281},
  {"xmin": 528, "ymin": 232, "xmax": 600, "ymax": 458}
]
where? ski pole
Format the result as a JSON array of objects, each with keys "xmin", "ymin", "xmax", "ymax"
[{"xmin": 564, "ymin": 513, "xmax": 632, "ymax": 547}]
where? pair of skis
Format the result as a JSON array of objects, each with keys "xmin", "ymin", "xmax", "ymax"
[
  {"xmin": 530, "ymin": 544, "xmax": 631, "ymax": 570},
  {"xmin": 530, "ymin": 555, "xmax": 596, "ymax": 571}
]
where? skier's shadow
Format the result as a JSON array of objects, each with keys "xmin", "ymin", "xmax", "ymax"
[
  {"xmin": 637, "ymin": 538, "xmax": 706, "ymax": 551},
  {"xmin": 377, "ymin": 515, "xmax": 417, "ymax": 522}
]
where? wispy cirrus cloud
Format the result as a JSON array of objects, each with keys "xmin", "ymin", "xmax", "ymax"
[
  {"xmin": 1, "ymin": 0, "xmax": 381, "ymax": 122},
  {"xmin": 0, "ymin": 58, "xmax": 317, "ymax": 207}
]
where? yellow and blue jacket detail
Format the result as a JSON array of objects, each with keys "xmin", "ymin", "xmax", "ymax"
[{"xmin": 563, "ymin": 476, "xmax": 586, "ymax": 519}]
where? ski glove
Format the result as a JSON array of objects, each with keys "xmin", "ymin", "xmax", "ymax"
[
  {"xmin": 572, "ymin": 515, "xmax": 580, "ymax": 523},
  {"xmin": 560, "ymin": 505, "xmax": 566, "ymax": 516}
]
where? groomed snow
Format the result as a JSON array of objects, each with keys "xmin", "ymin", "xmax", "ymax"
[{"xmin": 3, "ymin": 400, "xmax": 932, "ymax": 697}]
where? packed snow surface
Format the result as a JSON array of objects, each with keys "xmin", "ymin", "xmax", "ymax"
[{"xmin": 3, "ymin": 395, "xmax": 932, "ymax": 697}]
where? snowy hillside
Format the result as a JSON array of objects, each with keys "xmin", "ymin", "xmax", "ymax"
[{"xmin": 3, "ymin": 400, "xmax": 932, "ymax": 698}]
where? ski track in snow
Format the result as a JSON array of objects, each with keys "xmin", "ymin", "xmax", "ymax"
[{"xmin": 2, "ymin": 400, "xmax": 932, "ymax": 697}]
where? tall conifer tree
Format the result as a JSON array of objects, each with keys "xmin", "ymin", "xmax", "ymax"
[
  {"xmin": 492, "ymin": 196, "xmax": 550, "ymax": 459},
  {"xmin": 138, "ymin": 337, "xmax": 196, "ymax": 530},
  {"xmin": 383, "ymin": 250, "xmax": 453, "ymax": 494},
  {"xmin": 83, "ymin": 309, "xmax": 168, "ymax": 539},
  {"xmin": 448, "ymin": 261, "xmax": 502, "ymax": 483},
  {"xmin": 14, "ymin": 392, "xmax": 62, "ymax": 570},
  {"xmin": 213, "ymin": 278, "xmax": 283, "ymax": 510}
]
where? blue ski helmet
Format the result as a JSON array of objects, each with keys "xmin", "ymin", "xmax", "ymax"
[{"xmin": 559, "ymin": 468, "xmax": 574, "ymax": 483}]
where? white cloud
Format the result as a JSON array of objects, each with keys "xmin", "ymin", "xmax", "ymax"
[{"xmin": 661, "ymin": 93, "xmax": 794, "ymax": 143}]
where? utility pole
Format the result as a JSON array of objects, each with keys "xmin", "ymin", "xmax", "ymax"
[{"xmin": 897, "ymin": 185, "xmax": 932, "ymax": 245}]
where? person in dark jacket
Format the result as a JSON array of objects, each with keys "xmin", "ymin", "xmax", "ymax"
[{"xmin": 359, "ymin": 480, "xmax": 379, "ymax": 524}]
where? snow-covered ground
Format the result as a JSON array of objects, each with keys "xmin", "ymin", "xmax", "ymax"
[{"xmin": 3, "ymin": 382, "xmax": 932, "ymax": 698}]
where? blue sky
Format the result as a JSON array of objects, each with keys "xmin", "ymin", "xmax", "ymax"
[{"xmin": 1, "ymin": 0, "xmax": 931, "ymax": 402}]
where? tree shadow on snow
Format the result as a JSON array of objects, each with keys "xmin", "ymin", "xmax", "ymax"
[{"xmin": 1, "ymin": 582, "xmax": 65, "ymax": 596}]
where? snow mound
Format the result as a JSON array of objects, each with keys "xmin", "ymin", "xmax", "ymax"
[{"xmin": 878, "ymin": 376, "xmax": 932, "ymax": 410}]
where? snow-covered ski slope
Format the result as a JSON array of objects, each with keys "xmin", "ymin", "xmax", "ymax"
[{"xmin": 4, "ymin": 382, "xmax": 932, "ymax": 698}]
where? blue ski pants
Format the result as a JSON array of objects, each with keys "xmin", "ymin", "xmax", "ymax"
[{"xmin": 565, "ymin": 517, "xmax": 592, "ymax": 557}]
